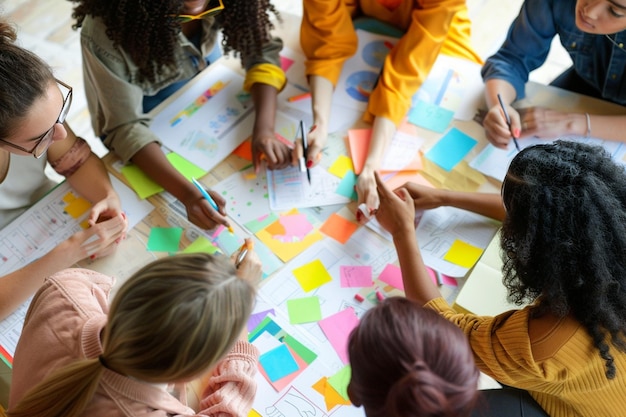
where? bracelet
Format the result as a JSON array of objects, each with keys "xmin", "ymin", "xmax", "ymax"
[{"xmin": 585, "ymin": 113, "xmax": 591, "ymax": 138}]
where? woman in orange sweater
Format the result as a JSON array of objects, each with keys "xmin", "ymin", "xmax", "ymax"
[{"xmin": 299, "ymin": 0, "xmax": 481, "ymax": 223}]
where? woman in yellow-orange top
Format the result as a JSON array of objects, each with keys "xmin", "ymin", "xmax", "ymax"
[{"xmin": 300, "ymin": 0, "xmax": 481, "ymax": 223}]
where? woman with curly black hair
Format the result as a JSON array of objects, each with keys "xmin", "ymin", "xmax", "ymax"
[
  {"xmin": 68, "ymin": 0, "xmax": 291, "ymax": 231},
  {"xmin": 374, "ymin": 140, "xmax": 626, "ymax": 417}
]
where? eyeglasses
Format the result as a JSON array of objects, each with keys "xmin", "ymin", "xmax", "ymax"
[
  {"xmin": 0, "ymin": 79, "xmax": 73, "ymax": 159},
  {"xmin": 172, "ymin": 0, "xmax": 224, "ymax": 23}
]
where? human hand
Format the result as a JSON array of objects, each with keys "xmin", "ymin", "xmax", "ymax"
[
  {"xmin": 231, "ymin": 238, "xmax": 262, "ymax": 284},
  {"xmin": 355, "ymin": 168, "xmax": 379, "ymax": 224},
  {"xmin": 517, "ymin": 107, "xmax": 588, "ymax": 139},
  {"xmin": 374, "ymin": 172, "xmax": 416, "ymax": 237},
  {"xmin": 87, "ymin": 194, "xmax": 127, "ymax": 237},
  {"xmin": 66, "ymin": 212, "xmax": 127, "ymax": 262},
  {"xmin": 185, "ymin": 189, "xmax": 230, "ymax": 231},
  {"xmin": 252, "ymin": 133, "xmax": 292, "ymax": 172},
  {"xmin": 401, "ymin": 183, "xmax": 444, "ymax": 211},
  {"xmin": 292, "ymin": 123, "xmax": 326, "ymax": 169},
  {"xmin": 483, "ymin": 103, "xmax": 521, "ymax": 149}
]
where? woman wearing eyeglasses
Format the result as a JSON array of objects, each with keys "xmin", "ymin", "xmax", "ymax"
[
  {"xmin": 0, "ymin": 21, "xmax": 127, "ymax": 320},
  {"xmin": 68, "ymin": 0, "xmax": 289, "ymax": 231},
  {"xmin": 483, "ymin": 0, "xmax": 626, "ymax": 149}
]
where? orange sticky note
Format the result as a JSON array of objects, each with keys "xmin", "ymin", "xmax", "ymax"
[
  {"xmin": 443, "ymin": 239, "xmax": 483, "ymax": 268},
  {"xmin": 293, "ymin": 259, "xmax": 333, "ymax": 292},
  {"xmin": 320, "ymin": 213, "xmax": 359, "ymax": 244},
  {"xmin": 233, "ymin": 139, "xmax": 253, "ymax": 161},
  {"xmin": 312, "ymin": 377, "xmax": 352, "ymax": 411},
  {"xmin": 383, "ymin": 171, "xmax": 434, "ymax": 191},
  {"xmin": 347, "ymin": 128, "xmax": 372, "ymax": 175}
]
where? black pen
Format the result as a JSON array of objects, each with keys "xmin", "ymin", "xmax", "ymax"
[
  {"xmin": 300, "ymin": 120, "xmax": 311, "ymax": 184},
  {"xmin": 497, "ymin": 93, "xmax": 520, "ymax": 151}
]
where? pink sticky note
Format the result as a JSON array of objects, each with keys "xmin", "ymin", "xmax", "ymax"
[
  {"xmin": 340, "ymin": 265, "xmax": 373, "ymax": 288},
  {"xmin": 378, "ymin": 264, "xmax": 404, "ymax": 290},
  {"xmin": 318, "ymin": 308, "xmax": 360, "ymax": 364}
]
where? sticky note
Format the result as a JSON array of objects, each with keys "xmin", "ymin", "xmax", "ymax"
[
  {"xmin": 233, "ymin": 139, "xmax": 253, "ymax": 161},
  {"xmin": 259, "ymin": 344, "xmax": 299, "ymax": 382},
  {"xmin": 293, "ymin": 259, "xmax": 333, "ymax": 292},
  {"xmin": 318, "ymin": 308, "xmax": 359, "ymax": 364},
  {"xmin": 320, "ymin": 213, "xmax": 359, "ymax": 244},
  {"xmin": 312, "ymin": 377, "xmax": 352, "ymax": 411},
  {"xmin": 328, "ymin": 155, "xmax": 355, "ymax": 178},
  {"xmin": 443, "ymin": 239, "xmax": 483, "ymax": 268},
  {"xmin": 147, "ymin": 227, "xmax": 183, "ymax": 252},
  {"xmin": 340, "ymin": 265, "xmax": 373, "ymax": 288},
  {"xmin": 182, "ymin": 236, "xmax": 221, "ymax": 254},
  {"xmin": 247, "ymin": 309, "xmax": 275, "ymax": 332},
  {"xmin": 327, "ymin": 365, "xmax": 352, "ymax": 401},
  {"xmin": 64, "ymin": 197, "xmax": 91, "ymax": 218},
  {"xmin": 424, "ymin": 127, "xmax": 477, "ymax": 171},
  {"xmin": 347, "ymin": 128, "xmax": 372, "ymax": 175},
  {"xmin": 378, "ymin": 264, "xmax": 404, "ymax": 290},
  {"xmin": 287, "ymin": 296, "xmax": 322, "ymax": 324},
  {"xmin": 284, "ymin": 335, "xmax": 318, "ymax": 364},
  {"xmin": 408, "ymin": 99, "xmax": 455, "ymax": 133},
  {"xmin": 335, "ymin": 170, "xmax": 358, "ymax": 200}
]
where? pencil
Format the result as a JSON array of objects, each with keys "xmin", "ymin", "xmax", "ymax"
[
  {"xmin": 191, "ymin": 177, "xmax": 235, "ymax": 234},
  {"xmin": 496, "ymin": 93, "xmax": 520, "ymax": 151}
]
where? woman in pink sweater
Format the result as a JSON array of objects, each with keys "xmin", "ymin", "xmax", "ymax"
[{"xmin": 8, "ymin": 250, "xmax": 262, "ymax": 417}]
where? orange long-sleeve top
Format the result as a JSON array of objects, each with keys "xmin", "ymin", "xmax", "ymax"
[{"xmin": 300, "ymin": 0, "xmax": 482, "ymax": 125}]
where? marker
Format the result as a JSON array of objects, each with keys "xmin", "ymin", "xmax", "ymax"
[
  {"xmin": 287, "ymin": 91, "xmax": 311, "ymax": 102},
  {"xmin": 235, "ymin": 245, "xmax": 248, "ymax": 269},
  {"xmin": 299, "ymin": 120, "xmax": 311, "ymax": 185},
  {"xmin": 375, "ymin": 289, "xmax": 385, "ymax": 302},
  {"xmin": 497, "ymin": 93, "xmax": 520, "ymax": 151},
  {"xmin": 191, "ymin": 177, "xmax": 234, "ymax": 234},
  {"xmin": 434, "ymin": 270, "xmax": 443, "ymax": 286},
  {"xmin": 354, "ymin": 293, "xmax": 365, "ymax": 303}
]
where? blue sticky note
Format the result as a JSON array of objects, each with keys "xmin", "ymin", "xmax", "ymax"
[
  {"xmin": 424, "ymin": 128, "xmax": 477, "ymax": 171},
  {"xmin": 408, "ymin": 100, "xmax": 455, "ymax": 133},
  {"xmin": 259, "ymin": 344, "xmax": 300, "ymax": 382},
  {"xmin": 336, "ymin": 170, "xmax": 358, "ymax": 200}
]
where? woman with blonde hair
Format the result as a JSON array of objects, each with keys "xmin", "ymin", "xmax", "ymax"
[{"xmin": 8, "ymin": 249, "xmax": 262, "ymax": 417}]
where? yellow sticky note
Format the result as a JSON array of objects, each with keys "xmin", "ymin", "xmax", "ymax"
[
  {"xmin": 255, "ymin": 209, "xmax": 323, "ymax": 262},
  {"xmin": 328, "ymin": 155, "xmax": 354, "ymax": 178},
  {"xmin": 293, "ymin": 259, "xmax": 333, "ymax": 292},
  {"xmin": 443, "ymin": 239, "xmax": 483, "ymax": 268},
  {"xmin": 248, "ymin": 409, "xmax": 262, "ymax": 417},
  {"xmin": 64, "ymin": 196, "xmax": 91, "ymax": 218}
]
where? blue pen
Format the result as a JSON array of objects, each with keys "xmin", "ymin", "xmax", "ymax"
[{"xmin": 191, "ymin": 177, "xmax": 234, "ymax": 234}]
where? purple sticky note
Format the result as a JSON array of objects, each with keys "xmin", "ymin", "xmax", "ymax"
[
  {"xmin": 247, "ymin": 309, "xmax": 275, "ymax": 332},
  {"xmin": 318, "ymin": 308, "xmax": 360, "ymax": 364},
  {"xmin": 378, "ymin": 264, "xmax": 404, "ymax": 290}
]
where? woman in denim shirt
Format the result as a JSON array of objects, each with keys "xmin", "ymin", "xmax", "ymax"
[{"xmin": 482, "ymin": 0, "xmax": 626, "ymax": 148}]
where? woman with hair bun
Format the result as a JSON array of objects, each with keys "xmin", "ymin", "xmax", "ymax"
[{"xmin": 347, "ymin": 297, "xmax": 480, "ymax": 417}]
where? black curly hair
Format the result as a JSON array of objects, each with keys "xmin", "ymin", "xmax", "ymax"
[
  {"xmin": 68, "ymin": 0, "xmax": 279, "ymax": 83},
  {"xmin": 500, "ymin": 140, "xmax": 626, "ymax": 379}
]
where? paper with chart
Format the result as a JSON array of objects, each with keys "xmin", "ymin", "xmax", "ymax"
[
  {"xmin": 149, "ymin": 63, "xmax": 254, "ymax": 171},
  {"xmin": 0, "ymin": 176, "xmax": 154, "ymax": 365},
  {"xmin": 266, "ymin": 165, "xmax": 352, "ymax": 211},
  {"xmin": 470, "ymin": 135, "xmax": 626, "ymax": 182}
]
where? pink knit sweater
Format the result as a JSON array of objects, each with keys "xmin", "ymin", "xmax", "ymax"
[{"xmin": 9, "ymin": 268, "xmax": 259, "ymax": 416}]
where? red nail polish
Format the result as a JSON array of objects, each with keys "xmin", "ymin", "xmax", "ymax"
[
  {"xmin": 90, "ymin": 254, "xmax": 96, "ymax": 260},
  {"xmin": 356, "ymin": 210, "xmax": 362, "ymax": 222},
  {"xmin": 306, "ymin": 160, "xmax": 313, "ymax": 168},
  {"xmin": 309, "ymin": 124, "xmax": 317, "ymax": 133},
  {"xmin": 513, "ymin": 128, "xmax": 520, "ymax": 137}
]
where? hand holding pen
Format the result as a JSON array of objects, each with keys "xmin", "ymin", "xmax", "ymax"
[
  {"xmin": 232, "ymin": 238, "xmax": 262, "ymax": 283},
  {"xmin": 496, "ymin": 93, "xmax": 520, "ymax": 151},
  {"xmin": 298, "ymin": 120, "xmax": 312, "ymax": 184},
  {"xmin": 191, "ymin": 177, "xmax": 234, "ymax": 233}
]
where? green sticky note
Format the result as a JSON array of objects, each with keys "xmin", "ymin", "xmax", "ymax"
[
  {"xmin": 284, "ymin": 334, "xmax": 317, "ymax": 364},
  {"xmin": 182, "ymin": 236, "xmax": 221, "ymax": 254},
  {"xmin": 168, "ymin": 152, "xmax": 206, "ymax": 180},
  {"xmin": 147, "ymin": 227, "xmax": 183, "ymax": 252},
  {"xmin": 287, "ymin": 296, "xmax": 322, "ymax": 324},
  {"xmin": 327, "ymin": 365, "xmax": 352, "ymax": 401}
]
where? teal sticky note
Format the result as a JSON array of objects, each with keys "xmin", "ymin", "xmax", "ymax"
[
  {"xmin": 147, "ymin": 227, "xmax": 183, "ymax": 252},
  {"xmin": 336, "ymin": 170, "xmax": 358, "ymax": 200},
  {"xmin": 259, "ymin": 344, "xmax": 299, "ymax": 382},
  {"xmin": 408, "ymin": 100, "xmax": 455, "ymax": 133},
  {"xmin": 424, "ymin": 127, "xmax": 477, "ymax": 171}
]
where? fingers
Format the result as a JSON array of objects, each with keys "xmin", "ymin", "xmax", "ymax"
[
  {"xmin": 208, "ymin": 189, "xmax": 227, "ymax": 215},
  {"xmin": 306, "ymin": 143, "xmax": 323, "ymax": 168},
  {"xmin": 374, "ymin": 171, "xmax": 393, "ymax": 200},
  {"xmin": 80, "ymin": 214, "xmax": 127, "ymax": 258}
]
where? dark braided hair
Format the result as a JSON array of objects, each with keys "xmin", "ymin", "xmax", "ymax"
[
  {"xmin": 348, "ymin": 297, "xmax": 479, "ymax": 417},
  {"xmin": 68, "ymin": 0, "xmax": 279, "ymax": 84},
  {"xmin": 500, "ymin": 140, "xmax": 626, "ymax": 379}
]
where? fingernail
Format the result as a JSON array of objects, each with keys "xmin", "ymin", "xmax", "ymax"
[
  {"xmin": 316, "ymin": 154, "xmax": 322, "ymax": 161},
  {"xmin": 90, "ymin": 254, "xmax": 96, "ymax": 260},
  {"xmin": 121, "ymin": 212, "xmax": 127, "ymax": 220},
  {"xmin": 356, "ymin": 210, "xmax": 362, "ymax": 222},
  {"xmin": 513, "ymin": 128, "xmax": 520, "ymax": 137},
  {"xmin": 309, "ymin": 124, "xmax": 317, "ymax": 133},
  {"xmin": 306, "ymin": 160, "xmax": 313, "ymax": 168}
]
